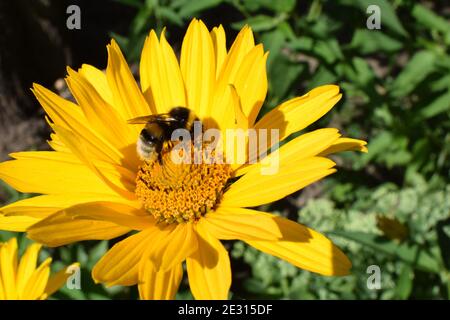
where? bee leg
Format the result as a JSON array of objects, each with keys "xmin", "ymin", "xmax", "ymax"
[{"xmin": 158, "ymin": 152, "xmax": 163, "ymax": 165}]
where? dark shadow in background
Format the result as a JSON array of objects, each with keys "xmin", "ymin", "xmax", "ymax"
[
  {"xmin": 0, "ymin": 0, "xmax": 135, "ymax": 161},
  {"xmin": 0, "ymin": 0, "xmax": 243, "ymax": 162}
]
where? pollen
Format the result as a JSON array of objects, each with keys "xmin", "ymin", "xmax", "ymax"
[{"xmin": 135, "ymin": 147, "xmax": 233, "ymax": 224}]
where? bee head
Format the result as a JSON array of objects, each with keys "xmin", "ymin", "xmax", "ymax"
[
  {"xmin": 140, "ymin": 127, "xmax": 160, "ymax": 144},
  {"xmin": 137, "ymin": 127, "xmax": 162, "ymax": 162}
]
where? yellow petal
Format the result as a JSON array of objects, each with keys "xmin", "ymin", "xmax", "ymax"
[
  {"xmin": 21, "ymin": 257, "xmax": 51, "ymax": 300},
  {"xmin": 210, "ymin": 25, "xmax": 254, "ymax": 129},
  {"xmin": 245, "ymin": 213, "xmax": 352, "ymax": 276},
  {"xmin": 0, "ymin": 245, "xmax": 3, "ymax": 300},
  {"xmin": 210, "ymin": 81, "xmax": 239, "ymax": 132},
  {"xmin": 0, "ymin": 151, "xmax": 131, "ymax": 195},
  {"xmin": 222, "ymin": 157, "xmax": 336, "ymax": 208},
  {"xmin": 241, "ymin": 128, "xmax": 341, "ymax": 175},
  {"xmin": 230, "ymin": 84, "xmax": 249, "ymax": 129},
  {"xmin": 216, "ymin": 85, "xmax": 251, "ymax": 163},
  {"xmin": 10, "ymin": 150, "xmax": 137, "ymax": 188},
  {"xmin": 1, "ymin": 192, "xmax": 138, "ymax": 218},
  {"xmin": 78, "ymin": 64, "xmax": 114, "ymax": 107},
  {"xmin": 186, "ymin": 223, "xmax": 230, "ymax": 300},
  {"xmin": 27, "ymin": 211, "xmax": 130, "ymax": 247},
  {"xmin": 51, "ymin": 125, "xmax": 136, "ymax": 200},
  {"xmin": 66, "ymin": 67, "xmax": 138, "ymax": 156},
  {"xmin": 106, "ymin": 39, "xmax": 154, "ymax": 118},
  {"xmin": 233, "ymin": 44, "xmax": 268, "ymax": 125},
  {"xmin": 180, "ymin": 19, "xmax": 215, "ymax": 119},
  {"xmin": 202, "ymin": 207, "xmax": 282, "ymax": 241},
  {"xmin": 319, "ymin": 137, "xmax": 368, "ymax": 156},
  {"xmin": 44, "ymin": 262, "xmax": 80, "ymax": 298},
  {"xmin": 254, "ymin": 85, "xmax": 342, "ymax": 143},
  {"xmin": 217, "ymin": 25, "xmax": 255, "ymax": 87},
  {"xmin": 0, "ymin": 215, "xmax": 40, "ymax": 232},
  {"xmin": 32, "ymin": 83, "xmax": 125, "ymax": 165},
  {"xmin": 31, "ymin": 83, "xmax": 83, "ymax": 131},
  {"xmin": 147, "ymin": 222, "xmax": 198, "ymax": 272},
  {"xmin": 138, "ymin": 259, "xmax": 183, "ymax": 300},
  {"xmin": 16, "ymin": 243, "xmax": 42, "ymax": 297},
  {"xmin": 210, "ymin": 25, "xmax": 227, "ymax": 79},
  {"xmin": 140, "ymin": 30, "xmax": 186, "ymax": 114},
  {"xmin": 93, "ymin": 229, "xmax": 156, "ymax": 286},
  {"xmin": 48, "ymin": 133, "xmax": 70, "ymax": 153},
  {"xmin": 63, "ymin": 202, "xmax": 154, "ymax": 230},
  {"xmin": 0, "ymin": 238, "xmax": 18, "ymax": 299}
]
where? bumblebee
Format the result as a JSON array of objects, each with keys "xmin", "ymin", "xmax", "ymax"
[{"xmin": 127, "ymin": 106, "xmax": 199, "ymax": 162}]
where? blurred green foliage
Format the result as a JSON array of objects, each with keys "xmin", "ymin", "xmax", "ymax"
[
  {"xmin": 233, "ymin": 177, "xmax": 450, "ymax": 299},
  {"xmin": 1, "ymin": 0, "xmax": 449, "ymax": 299}
]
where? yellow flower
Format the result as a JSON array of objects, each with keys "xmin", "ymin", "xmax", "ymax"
[
  {"xmin": 0, "ymin": 19, "xmax": 367, "ymax": 299},
  {"xmin": 0, "ymin": 238, "xmax": 77, "ymax": 300}
]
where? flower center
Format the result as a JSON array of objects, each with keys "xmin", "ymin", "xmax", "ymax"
[{"xmin": 135, "ymin": 145, "xmax": 233, "ymax": 224}]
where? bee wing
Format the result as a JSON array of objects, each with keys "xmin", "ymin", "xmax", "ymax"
[
  {"xmin": 127, "ymin": 115, "xmax": 156, "ymax": 124},
  {"xmin": 127, "ymin": 114, "xmax": 177, "ymax": 124}
]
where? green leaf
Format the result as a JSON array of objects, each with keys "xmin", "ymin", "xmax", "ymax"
[
  {"xmin": 0, "ymin": 180, "xmax": 24, "ymax": 204},
  {"xmin": 289, "ymin": 37, "xmax": 314, "ymax": 51},
  {"xmin": 338, "ymin": 57, "xmax": 375, "ymax": 87},
  {"xmin": 384, "ymin": 149, "xmax": 412, "ymax": 168},
  {"xmin": 177, "ymin": 0, "xmax": 223, "ymax": 18},
  {"xmin": 260, "ymin": 28, "xmax": 286, "ymax": 70},
  {"xmin": 395, "ymin": 264, "xmax": 414, "ymax": 300},
  {"xmin": 436, "ymin": 218, "xmax": 450, "ymax": 271},
  {"xmin": 353, "ymin": 58, "xmax": 374, "ymax": 84},
  {"xmin": 265, "ymin": 0, "xmax": 296, "ymax": 13},
  {"xmin": 430, "ymin": 74, "xmax": 450, "ymax": 92},
  {"xmin": 330, "ymin": 231, "xmax": 442, "ymax": 274},
  {"xmin": 124, "ymin": 32, "xmax": 147, "ymax": 63},
  {"xmin": 307, "ymin": 15, "xmax": 341, "ymax": 38},
  {"xmin": 341, "ymin": 0, "xmax": 408, "ymax": 37},
  {"xmin": 231, "ymin": 15, "xmax": 282, "ymax": 32},
  {"xmin": 76, "ymin": 245, "xmax": 89, "ymax": 266},
  {"xmin": 389, "ymin": 51, "xmax": 436, "ymax": 98},
  {"xmin": 277, "ymin": 21, "xmax": 296, "ymax": 41},
  {"xmin": 87, "ymin": 240, "xmax": 109, "ymax": 269},
  {"xmin": 314, "ymin": 39, "xmax": 343, "ymax": 64},
  {"xmin": 87, "ymin": 293, "xmax": 110, "ymax": 300},
  {"xmin": 289, "ymin": 37, "xmax": 343, "ymax": 64},
  {"xmin": 412, "ymin": 4, "xmax": 450, "ymax": 36},
  {"xmin": 131, "ymin": 6, "xmax": 153, "ymax": 36},
  {"xmin": 420, "ymin": 90, "xmax": 450, "ymax": 119},
  {"xmin": 243, "ymin": 279, "xmax": 282, "ymax": 298},
  {"xmin": 0, "ymin": 231, "xmax": 15, "ymax": 242},
  {"xmin": 269, "ymin": 55, "xmax": 305, "ymax": 100},
  {"xmin": 59, "ymin": 246, "xmax": 74, "ymax": 265},
  {"xmin": 169, "ymin": 0, "xmax": 189, "ymax": 9},
  {"xmin": 307, "ymin": 0, "xmax": 322, "ymax": 21},
  {"xmin": 435, "ymin": 55, "xmax": 450, "ymax": 70},
  {"xmin": 112, "ymin": 0, "xmax": 143, "ymax": 9},
  {"xmin": 240, "ymin": 0, "xmax": 295, "ymax": 13},
  {"xmin": 361, "ymin": 131, "xmax": 392, "ymax": 163},
  {"xmin": 240, "ymin": 0, "xmax": 262, "ymax": 11},
  {"xmin": 307, "ymin": 65, "xmax": 337, "ymax": 89},
  {"xmin": 350, "ymin": 29, "xmax": 403, "ymax": 54},
  {"xmin": 158, "ymin": 7, "xmax": 183, "ymax": 26}
]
